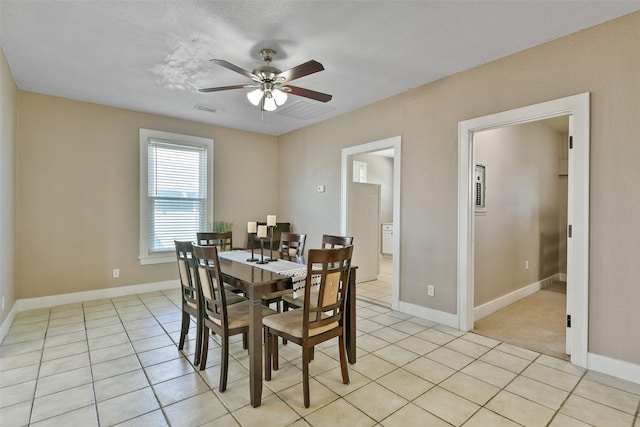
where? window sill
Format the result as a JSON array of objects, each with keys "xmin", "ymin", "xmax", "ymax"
[{"xmin": 139, "ymin": 254, "xmax": 174, "ymax": 265}]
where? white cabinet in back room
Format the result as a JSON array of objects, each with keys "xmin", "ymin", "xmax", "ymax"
[{"xmin": 381, "ymin": 223, "xmax": 393, "ymax": 256}]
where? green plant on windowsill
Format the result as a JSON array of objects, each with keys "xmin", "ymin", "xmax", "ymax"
[{"xmin": 210, "ymin": 221, "xmax": 233, "ymax": 232}]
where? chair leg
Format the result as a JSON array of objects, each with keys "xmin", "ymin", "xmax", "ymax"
[
  {"xmin": 178, "ymin": 310, "xmax": 190, "ymax": 350},
  {"xmin": 281, "ymin": 302, "xmax": 288, "ymax": 345},
  {"xmin": 242, "ymin": 331, "xmax": 248, "ymax": 350},
  {"xmin": 199, "ymin": 327, "xmax": 209, "ymax": 371},
  {"xmin": 264, "ymin": 328, "xmax": 272, "ymax": 381},
  {"xmin": 194, "ymin": 317, "xmax": 202, "ymax": 366},
  {"xmin": 272, "ymin": 333, "xmax": 279, "ymax": 371},
  {"xmin": 219, "ymin": 333, "xmax": 229, "ymax": 392},
  {"xmin": 338, "ymin": 334, "xmax": 350, "ymax": 385},
  {"xmin": 302, "ymin": 344, "xmax": 311, "ymax": 408}
]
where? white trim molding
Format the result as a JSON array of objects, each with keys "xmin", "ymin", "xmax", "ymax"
[
  {"xmin": 474, "ymin": 275, "xmax": 558, "ymax": 322},
  {"xmin": 0, "ymin": 303, "xmax": 18, "ymax": 343},
  {"xmin": 17, "ymin": 280, "xmax": 177, "ymax": 312},
  {"xmin": 397, "ymin": 301, "xmax": 458, "ymax": 329},
  {"xmin": 588, "ymin": 353, "xmax": 640, "ymax": 385}
]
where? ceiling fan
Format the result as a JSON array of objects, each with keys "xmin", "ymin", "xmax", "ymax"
[{"xmin": 199, "ymin": 48, "xmax": 332, "ymax": 111}]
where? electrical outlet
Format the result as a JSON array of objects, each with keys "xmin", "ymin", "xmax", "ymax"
[
  {"xmin": 427, "ymin": 285, "xmax": 435, "ymax": 297},
  {"xmin": 525, "ymin": 260, "xmax": 529, "ymax": 270},
  {"xmin": 113, "ymin": 269, "xmax": 120, "ymax": 278}
]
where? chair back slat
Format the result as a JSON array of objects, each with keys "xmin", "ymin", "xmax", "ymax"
[
  {"xmin": 197, "ymin": 231, "xmax": 233, "ymax": 252},
  {"xmin": 193, "ymin": 244, "xmax": 228, "ymax": 327}
]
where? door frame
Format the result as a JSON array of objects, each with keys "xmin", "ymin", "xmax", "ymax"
[
  {"xmin": 341, "ymin": 136, "xmax": 401, "ymax": 310},
  {"xmin": 457, "ymin": 93, "xmax": 589, "ymax": 367}
]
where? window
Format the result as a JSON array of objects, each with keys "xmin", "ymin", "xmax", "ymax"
[
  {"xmin": 139, "ymin": 129, "xmax": 213, "ymax": 264},
  {"xmin": 353, "ymin": 160, "xmax": 368, "ymax": 183}
]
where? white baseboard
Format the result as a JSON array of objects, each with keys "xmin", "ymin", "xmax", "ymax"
[
  {"xmin": 588, "ymin": 352, "xmax": 640, "ymax": 385},
  {"xmin": 16, "ymin": 280, "xmax": 178, "ymax": 312},
  {"xmin": 397, "ymin": 300, "xmax": 458, "ymax": 329},
  {"xmin": 0, "ymin": 303, "xmax": 18, "ymax": 343},
  {"xmin": 1, "ymin": 280, "xmax": 178, "ymax": 344},
  {"xmin": 474, "ymin": 274, "xmax": 559, "ymax": 321}
]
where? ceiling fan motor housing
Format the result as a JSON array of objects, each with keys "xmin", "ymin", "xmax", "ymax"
[{"xmin": 252, "ymin": 65, "xmax": 281, "ymax": 83}]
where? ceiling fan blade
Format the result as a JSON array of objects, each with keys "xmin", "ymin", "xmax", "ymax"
[
  {"xmin": 210, "ymin": 59, "xmax": 258, "ymax": 81},
  {"xmin": 284, "ymin": 85, "xmax": 332, "ymax": 102},
  {"xmin": 277, "ymin": 60, "xmax": 324, "ymax": 82},
  {"xmin": 199, "ymin": 84, "xmax": 254, "ymax": 93}
]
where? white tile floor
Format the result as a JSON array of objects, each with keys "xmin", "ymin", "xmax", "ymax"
[
  {"xmin": 1, "ymin": 279, "xmax": 639, "ymax": 426},
  {"xmin": 356, "ymin": 256, "xmax": 393, "ymax": 308}
]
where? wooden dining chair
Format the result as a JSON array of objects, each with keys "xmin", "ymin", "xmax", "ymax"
[
  {"xmin": 263, "ymin": 245, "xmax": 354, "ymax": 407},
  {"xmin": 196, "ymin": 231, "xmax": 233, "ymax": 251},
  {"xmin": 261, "ymin": 232, "xmax": 308, "ymax": 312},
  {"xmin": 174, "ymin": 240, "xmax": 203, "ymax": 366},
  {"xmin": 175, "ymin": 240, "xmax": 246, "ymax": 365},
  {"xmin": 192, "ymin": 244, "xmax": 277, "ymax": 391},
  {"xmin": 278, "ymin": 232, "xmax": 307, "ymax": 262}
]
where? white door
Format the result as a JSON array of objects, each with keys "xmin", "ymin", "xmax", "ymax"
[{"xmin": 348, "ymin": 182, "xmax": 380, "ymax": 282}]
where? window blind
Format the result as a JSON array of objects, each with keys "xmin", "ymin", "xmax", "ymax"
[{"xmin": 147, "ymin": 138, "xmax": 208, "ymax": 253}]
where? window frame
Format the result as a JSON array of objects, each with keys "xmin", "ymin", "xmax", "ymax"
[{"xmin": 139, "ymin": 128, "xmax": 214, "ymax": 265}]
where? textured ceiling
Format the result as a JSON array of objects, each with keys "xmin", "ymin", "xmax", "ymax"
[{"xmin": 1, "ymin": 1, "xmax": 638, "ymax": 136}]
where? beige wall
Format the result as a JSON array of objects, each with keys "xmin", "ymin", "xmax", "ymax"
[
  {"xmin": 0, "ymin": 48, "xmax": 17, "ymax": 324},
  {"xmin": 278, "ymin": 12, "xmax": 640, "ymax": 364},
  {"xmin": 16, "ymin": 92, "xmax": 277, "ymax": 299},
  {"xmin": 473, "ymin": 121, "xmax": 566, "ymax": 306}
]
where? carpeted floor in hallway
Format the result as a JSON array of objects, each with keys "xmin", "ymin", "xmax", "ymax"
[{"xmin": 472, "ymin": 282, "xmax": 568, "ymax": 360}]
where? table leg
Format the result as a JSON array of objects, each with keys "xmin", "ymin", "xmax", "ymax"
[
  {"xmin": 346, "ymin": 267, "xmax": 357, "ymax": 363},
  {"xmin": 248, "ymin": 295, "xmax": 263, "ymax": 407}
]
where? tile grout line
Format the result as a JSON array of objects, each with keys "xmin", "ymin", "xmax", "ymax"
[{"xmin": 27, "ymin": 307, "xmax": 50, "ymax": 426}]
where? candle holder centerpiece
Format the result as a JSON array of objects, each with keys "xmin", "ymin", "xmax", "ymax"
[
  {"xmin": 265, "ymin": 215, "xmax": 277, "ymax": 262},
  {"xmin": 246, "ymin": 222, "xmax": 259, "ymax": 262},
  {"xmin": 256, "ymin": 225, "xmax": 269, "ymax": 264}
]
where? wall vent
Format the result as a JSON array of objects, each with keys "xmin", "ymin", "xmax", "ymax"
[{"xmin": 193, "ymin": 104, "xmax": 221, "ymax": 114}]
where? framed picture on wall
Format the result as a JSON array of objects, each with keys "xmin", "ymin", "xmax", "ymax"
[{"xmin": 474, "ymin": 164, "xmax": 487, "ymax": 214}]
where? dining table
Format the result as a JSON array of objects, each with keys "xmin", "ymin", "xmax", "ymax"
[{"xmin": 217, "ymin": 249, "xmax": 358, "ymax": 408}]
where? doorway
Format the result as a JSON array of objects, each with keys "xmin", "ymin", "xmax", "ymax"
[
  {"xmin": 471, "ymin": 118, "xmax": 569, "ymax": 360},
  {"xmin": 341, "ymin": 136, "xmax": 401, "ymax": 310},
  {"xmin": 457, "ymin": 93, "xmax": 590, "ymax": 368}
]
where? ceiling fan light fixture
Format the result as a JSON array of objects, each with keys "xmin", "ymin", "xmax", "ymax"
[
  {"xmin": 247, "ymin": 88, "xmax": 263, "ymax": 106},
  {"xmin": 263, "ymin": 94, "xmax": 278, "ymax": 111},
  {"xmin": 272, "ymin": 88, "xmax": 288, "ymax": 106}
]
